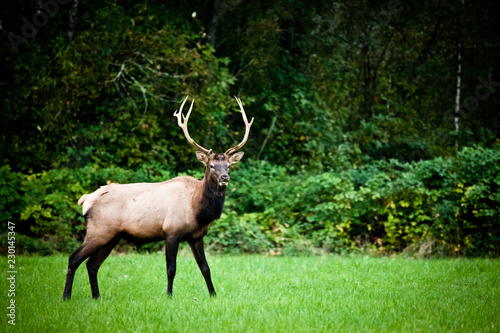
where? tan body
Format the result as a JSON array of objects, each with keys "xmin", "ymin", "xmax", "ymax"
[
  {"xmin": 62, "ymin": 96, "xmax": 253, "ymax": 300},
  {"xmin": 80, "ymin": 177, "xmax": 210, "ymax": 245}
]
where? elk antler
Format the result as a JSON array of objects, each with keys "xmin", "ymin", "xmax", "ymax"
[
  {"xmin": 174, "ymin": 96, "xmax": 212, "ymax": 155},
  {"xmin": 225, "ymin": 96, "xmax": 254, "ymax": 155}
]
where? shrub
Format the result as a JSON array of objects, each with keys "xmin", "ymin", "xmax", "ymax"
[{"xmin": 1, "ymin": 146, "xmax": 499, "ymax": 256}]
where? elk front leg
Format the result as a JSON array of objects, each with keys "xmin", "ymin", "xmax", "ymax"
[
  {"xmin": 189, "ymin": 238, "xmax": 216, "ymax": 297},
  {"xmin": 165, "ymin": 235, "xmax": 180, "ymax": 297}
]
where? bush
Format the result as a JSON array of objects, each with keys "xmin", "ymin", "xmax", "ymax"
[
  {"xmin": 223, "ymin": 146, "xmax": 500, "ymax": 256},
  {"xmin": 1, "ymin": 146, "xmax": 499, "ymax": 256},
  {"xmin": 0, "ymin": 165, "xmax": 24, "ymax": 222},
  {"xmin": 1, "ymin": 163, "xmax": 170, "ymax": 254}
]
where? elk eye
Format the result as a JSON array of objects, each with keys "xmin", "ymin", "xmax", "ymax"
[{"xmin": 210, "ymin": 164, "xmax": 215, "ymax": 169}]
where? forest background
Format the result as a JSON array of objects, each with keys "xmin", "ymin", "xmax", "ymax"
[{"xmin": 1, "ymin": 0, "xmax": 499, "ymax": 257}]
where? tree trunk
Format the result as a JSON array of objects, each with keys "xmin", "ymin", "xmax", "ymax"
[
  {"xmin": 454, "ymin": 0, "xmax": 464, "ymax": 151},
  {"xmin": 68, "ymin": 0, "xmax": 79, "ymax": 41}
]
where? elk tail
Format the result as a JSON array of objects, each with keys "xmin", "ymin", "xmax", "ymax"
[{"xmin": 78, "ymin": 194, "xmax": 90, "ymax": 206}]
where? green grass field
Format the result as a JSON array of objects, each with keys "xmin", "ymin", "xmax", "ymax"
[{"xmin": 3, "ymin": 252, "xmax": 500, "ymax": 332}]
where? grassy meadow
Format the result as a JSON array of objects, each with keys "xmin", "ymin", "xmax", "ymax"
[{"xmin": 3, "ymin": 251, "xmax": 499, "ymax": 332}]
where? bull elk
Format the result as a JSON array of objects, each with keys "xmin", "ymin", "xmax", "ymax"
[{"xmin": 63, "ymin": 96, "xmax": 253, "ymax": 300}]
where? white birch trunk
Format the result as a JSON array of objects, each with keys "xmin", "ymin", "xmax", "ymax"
[{"xmin": 454, "ymin": 0, "xmax": 464, "ymax": 151}]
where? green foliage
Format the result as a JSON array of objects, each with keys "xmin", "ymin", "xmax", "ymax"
[
  {"xmin": 3, "ymin": 0, "xmax": 499, "ymax": 173},
  {"xmin": 1, "ymin": 1, "xmax": 500, "ymax": 257},
  {"xmin": 1, "ymin": 1, "xmax": 237, "ymax": 172},
  {"xmin": 0, "ymin": 163, "xmax": 171, "ymax": 254},
  {"xmin": 204, "ymin": 211, "xmax": 272, "ymax": 254},
  {"xmin": 0, "ymin": 165, "xmax": 24, "ymax": 222},
  {"xmin": 216, "ymin": 146, "xmax": 500, "ymax": 256},
  {"xmin": 4, "ymin": 147, "xmax": 498, "ymax": 256}
]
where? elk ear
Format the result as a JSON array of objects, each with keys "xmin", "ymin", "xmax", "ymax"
[
  {"xmin": 228, "ymin": 152, "xmax": 244, "ymax": 165},
  {"xmin": 196, "ymin": 151, "xmax": 210, "ymax": 166}
]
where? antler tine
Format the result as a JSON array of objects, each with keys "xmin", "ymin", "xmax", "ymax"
[
  {"xmin": 173, "ymin": 96, "xmax": 212, "ymax": 155},
  {"xmin": 225, "ymin": 96, "xmax": 254, "ymax": 155}
]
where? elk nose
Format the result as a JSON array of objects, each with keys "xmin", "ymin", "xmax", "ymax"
[{"xmin": 221, "ymin": 174, "xmax": 230, "ymax": 183}]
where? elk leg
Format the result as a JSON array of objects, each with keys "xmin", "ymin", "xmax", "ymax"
[
  {"xmin": 189, "ymin": 238, "xmax": 216, "ymax": 296},
  {"xmin": 165, "ymin": 236, "xmax": 180, "ymax": 297},
  {"xmin": 86, "ymin": 237, "xmax": 120, "ymax": 299},
  {"xmin": 63, "ymin": 243, "xmax": 98, "ymax": 300}
]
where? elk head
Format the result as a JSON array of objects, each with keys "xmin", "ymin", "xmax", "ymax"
[{"xmin": 174, "ymin": 96, "xmax": 254, "ymax": 188}]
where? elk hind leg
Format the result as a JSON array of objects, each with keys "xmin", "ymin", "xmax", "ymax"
[
  {"xmin": 86, "ymin": 237, "xmax": 120, "ymax": 299},
  {"xmin": 165, "ymin": 236, "xmax": 180, "ymax": 297},
  {"xmin": 63, "ymin": 242, "xmax": 100, "ymax": 300}
]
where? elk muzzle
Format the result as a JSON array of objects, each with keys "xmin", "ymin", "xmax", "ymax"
[{"xmin": 219, "ymin": 174, "xmax": 230, "ymax": 187}]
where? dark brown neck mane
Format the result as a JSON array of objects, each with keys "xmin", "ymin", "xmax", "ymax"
[{"xmin": 195, "ymin": 176, "xmax": 226, "ymax": 226}]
